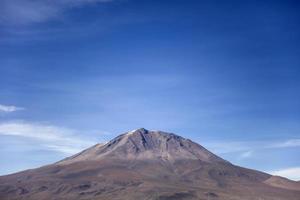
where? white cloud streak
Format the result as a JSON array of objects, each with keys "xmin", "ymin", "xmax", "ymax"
[
  {"xmin": 269, "ymin": 167, "xmax": 300, "ymax": 181},
  {"xmin": 204, "ymin": 138, "xmax": 300, "ymax": 156},
  {"xmin": 268, "ymin": 139, "xmax": 300, "ymax": 148},
  {"xmin": 0, "ymin": 0, "xmax": 113, "ymax": 25},
  {"xmin": 203, "ymin": 141, "xmax": 259, "ymax": 154},
  {"xmin": 0, "ymin": 104, "xmax": 24, "ymax": 113},
  {"xmin": 240, "ymin": 150, "xmax": 253, "ymax": 158},
  {"xmin": 0, "ymin": 121, "xmax": 96, "ymax": 154}
]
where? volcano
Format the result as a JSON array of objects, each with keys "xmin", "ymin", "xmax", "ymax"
[{"xmin": 0, "ymin": 128, "xmax": 299, "ymax": 200}]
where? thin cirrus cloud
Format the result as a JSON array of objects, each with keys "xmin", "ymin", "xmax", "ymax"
[
  {"xmin": 204, "ymin": 139, "xmax": 300, "ymax": 158},
  {"xmin": 239, "ymin": 150, "xmax": 253, "ymax": 158},
  {"xmin": 267, "ymin": 139, "xmax": 300, "ymax": 148},
  {"xmin": 0, "ymin": 104, "xmax": 24, "ymax": 113},
  {"xmin": 269, "ymin": 167, "xmax": 300, "ymax": 181},
  {"xmin": 0, "ymin": 121, "xmax": 97, "ymax": 154},
  {"xmin": 203, "ymin": 141, "xmax": 257, "ymax": 155},
  {"xmin": 0, "ymin": 0, "xmax": 114, "ymax": 25}
]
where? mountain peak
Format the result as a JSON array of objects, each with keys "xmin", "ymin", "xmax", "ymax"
[
  {"xmin": 59, "ymin": 128, "xmax": 225, "ymax": 165},
  {"xmin": 125, "ymin": 128, "xmax": 149, "ymax": 136}
]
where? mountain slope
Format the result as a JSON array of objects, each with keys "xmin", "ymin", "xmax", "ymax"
[
  {"xmin": 59, "ymin": 128, "xmax": 225, "ymax": 164},
  {"xmin": 0, "ymin": 128, "xmax": 299, "ymax": 200}
]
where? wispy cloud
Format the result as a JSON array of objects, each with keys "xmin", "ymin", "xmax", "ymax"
[
  {"xmin": 269, "ymin": 167, "xmax": 300, "ymax": 181},
  {"xmin": 0, "ymin": 121, "xmax": 97, "ymax": 154},
  {"xmin": 0, "ymin": 104, "xmax": 24, "ymax": 113},
  {"xmin": 0, "ymin": 0, "xmax": 114, "ymax": 25},
  {"xmin": 268, "ymin": 139, "xmax": 300, "ymax": 148},
  {"xmin": 204, "ymin": 138, "xmax": 300, "ymax": 156},
  {"xmin": 203, "ymin": 141, "xmax": 258, "ymax": 154},
  {"xmin": 203, "ymin": 141, "xmax": 257, "ymax": 160},
  {"xmin": 240, "ymin": 150, "xmax": 253, "ymax": 158}
]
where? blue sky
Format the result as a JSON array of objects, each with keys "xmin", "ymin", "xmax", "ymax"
[{"xmin": 0, "ymin": 0, "xmax": 299, "ymax": 180}]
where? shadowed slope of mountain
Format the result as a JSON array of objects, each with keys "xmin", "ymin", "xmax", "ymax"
[{"xmin": 0, "ymin": 128, "xmax": 299, "ymax": 200}]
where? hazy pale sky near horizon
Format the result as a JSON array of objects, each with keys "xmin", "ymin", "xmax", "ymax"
[{"xmin": 0, "ymin": 0, "xmax": 300, "ymax": 180}]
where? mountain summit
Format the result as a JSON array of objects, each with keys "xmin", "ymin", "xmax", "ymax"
[
  {"xmin": 0, "ymin": 128, "xmax": 299, "ymax": 200},
  {"xmin": 60, "ymin": 128, "xmax": 225, "ymax": 165}
]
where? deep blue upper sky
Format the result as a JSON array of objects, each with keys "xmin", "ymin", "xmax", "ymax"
[{"xmin": 0, "ymin": 0, "xmax": 299, "ymax": 180}]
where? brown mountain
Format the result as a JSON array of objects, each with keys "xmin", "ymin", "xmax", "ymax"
[{"xmin": 0, "ymin": 128, "xmax": 299, "ymax": 200}]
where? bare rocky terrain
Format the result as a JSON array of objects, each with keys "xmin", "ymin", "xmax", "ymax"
[{"xmin": 0, "ymin": 128, "xmax": 299, "ymax": 200}]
